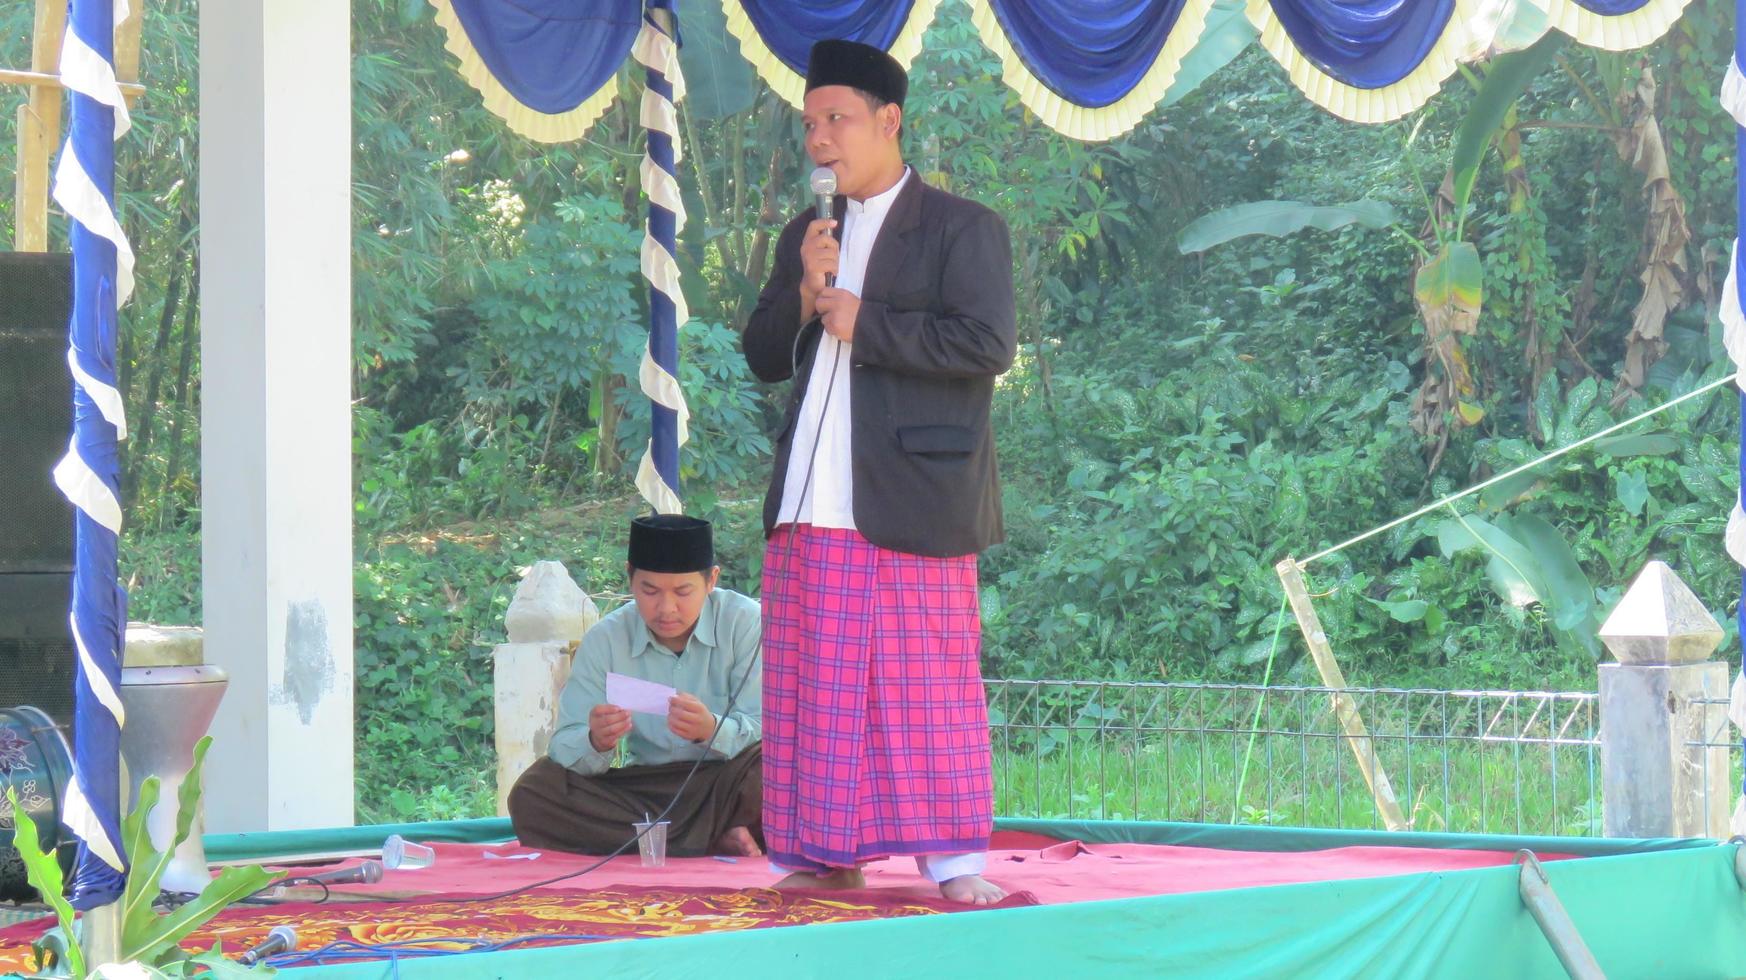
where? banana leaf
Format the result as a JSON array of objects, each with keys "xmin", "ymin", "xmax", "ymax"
[{"xmin": 1177, "ymin": 200, "xmax": 1398, "ymax": 254}]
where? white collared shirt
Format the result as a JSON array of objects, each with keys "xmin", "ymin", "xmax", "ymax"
[{"xmin": 777, "ymin": 167, "xmax": 912, "ymax": 530}]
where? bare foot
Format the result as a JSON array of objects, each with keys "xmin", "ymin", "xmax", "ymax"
[
  {"xmin": 773, "ymin": 867, "xmax": 865, "ymax": 891},
  {"xmin": 939, "ymin": 874, "xmax": 1006, "ymax": 906},
  {"xmin": 714, "ymin": 826, "xmax": 763, "ymax": 857}
]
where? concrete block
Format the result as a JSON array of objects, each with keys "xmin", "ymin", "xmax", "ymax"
[
  {"xmin": 493, "ymin": 641, "xmax": 573, "ymax": 816},
  {"xmin": 1600, "ymin": 661, "xmax": 1729, "ymax": 838}
]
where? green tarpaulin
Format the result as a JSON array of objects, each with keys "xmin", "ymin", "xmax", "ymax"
[{"xmin": 204, "ymin": 818, "xmax": 1743, "ymax": 977}]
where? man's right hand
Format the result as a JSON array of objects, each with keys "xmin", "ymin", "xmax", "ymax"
[
  {"xmin": 588, "ymin": 704, "xmax": 633, "ymax": 754},
  {"xmin": 799, "ymin": 217, "xmax": 839, "ymax": 319}
]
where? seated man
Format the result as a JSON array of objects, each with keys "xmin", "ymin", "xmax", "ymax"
[{"xmin": 508, "ymin": 514, "xmax": 763, "ymax": 857}]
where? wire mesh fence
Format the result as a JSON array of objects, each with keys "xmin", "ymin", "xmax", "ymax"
[{"xmin": 983, "ymin": 679, "xmax": 1742, "ymax": 837}]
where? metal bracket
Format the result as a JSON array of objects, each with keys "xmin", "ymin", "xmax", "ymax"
[{"xmin": 1515, "ymin": 850, "xmax": 1605, "ymax": 979}]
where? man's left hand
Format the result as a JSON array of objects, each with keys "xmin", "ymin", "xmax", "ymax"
[
  {"xmin": 668, "ymin": 692, "xmax": 718, "ymax": 743},
  {"xmin": 815, "ymin": 287, "xmax": 860, "ymax": 342}
]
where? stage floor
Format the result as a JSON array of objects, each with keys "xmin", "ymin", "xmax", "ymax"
[
  {"xmin": 0, "ymin": 819, "xmax": 1737, "ymax": 976},
  {"xmin": 0, "ymin": 829, "xmax": 1571, "ymax": 971}
]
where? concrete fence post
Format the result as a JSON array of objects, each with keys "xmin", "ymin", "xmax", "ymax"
[
  {"xmin": 1598, "ymin": 561, "xmax": 1729, "ymax": 838},
  {"xmin": 492, "ymin": 562, "xmax": 599, "ymax": 815}
]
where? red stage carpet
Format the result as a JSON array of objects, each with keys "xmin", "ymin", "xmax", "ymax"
[{"xmin": 0, "ymin": 832, "xmax": 1561, "ymax": 971}]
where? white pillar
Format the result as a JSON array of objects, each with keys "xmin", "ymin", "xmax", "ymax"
[{"xmin": 198, "ymin": 0, "xmax": 353, "ymax": 832}]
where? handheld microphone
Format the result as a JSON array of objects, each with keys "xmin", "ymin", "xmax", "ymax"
[
  {"xmin": 810, "ymin": 166, "xmax": 838, "ymax": 288},
  {"xmin": 304, "ymin": 860, "xmax": 384, "ymax": 886},
  {"xmin": 237, "ymin": 925, "xmax": 297, "ymax": 966}
]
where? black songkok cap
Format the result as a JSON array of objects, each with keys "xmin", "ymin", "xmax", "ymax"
[
  {"xmin": 805, "ymin": 39, "xmax": 907, "ymax": 108},
  {"xmin": 628, "ymin": 514, "xmax": 714, "ymax": 574}
]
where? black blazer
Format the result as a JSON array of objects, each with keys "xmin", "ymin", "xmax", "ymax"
[{"xmin": 743, "ymin": 176, "xmax": 1016, "ymax": 558}]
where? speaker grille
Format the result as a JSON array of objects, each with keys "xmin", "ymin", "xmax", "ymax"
[{"xmin": 0, "ymin": 253, "xmax": 75, "ymax": 575}]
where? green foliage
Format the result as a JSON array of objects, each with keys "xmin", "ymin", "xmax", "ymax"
[
  {"xmin": 1176, "ymin": 200, "xmax": 1400, "ymax": 254},
  {"xmin": 9, "ymin": 789, "xmax": 84, "ymax": 979},
  {"xmin": 17, "ymin": 0, "xmax": 1740, "ymax": 816},
  {"xmin": 11, "ymin": 739, "xmax": 278, "ymax": 978},
  {"xmin": 1450, "ymin": 35, "xmax": 1564, "ymax": 222}
]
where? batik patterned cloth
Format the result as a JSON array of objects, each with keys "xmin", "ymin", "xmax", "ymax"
[{"xmin": 761, "ymin": 524, "xmax": 993, "ymax": 870}]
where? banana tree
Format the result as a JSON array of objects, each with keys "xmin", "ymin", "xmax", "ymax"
[{"xmin": 1177, "ymin": 29, "xmax": 1565, "ymax": 472}]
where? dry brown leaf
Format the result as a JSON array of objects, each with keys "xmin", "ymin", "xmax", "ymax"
[{"xmin": 1610, "ymin": 63, "xmax": 1689, "ymax": 405}]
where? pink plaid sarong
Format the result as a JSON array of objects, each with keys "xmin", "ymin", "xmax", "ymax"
[{"xmin": 761, "ymin": 524, "xmax": 994, "ymax": 870}]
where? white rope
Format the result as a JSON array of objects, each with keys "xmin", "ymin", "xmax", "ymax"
[{"xmin": 1301, "ymin": 373, "xmax": 1737, "ymax": 565}]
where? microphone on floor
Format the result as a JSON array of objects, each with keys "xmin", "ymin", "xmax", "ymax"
[
  {"xmin": 237, "ymin": 925, "xmax": 298, "ymax": 967},
  {"xmin": 303, "ymin": 859, "xmax": 384, "ymax": 886}
]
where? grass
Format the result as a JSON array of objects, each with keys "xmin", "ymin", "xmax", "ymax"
[{"xmin": 990, "ymin": 713, "xmax": 1742, "ymax": 838}]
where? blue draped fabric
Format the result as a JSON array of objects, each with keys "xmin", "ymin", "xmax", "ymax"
[
  {"xmin": 983, "ymin": 0, "xmax": 1192, "ymax": 108},
  {"xmin": 647, "ymin": 3, "xmax": 682, "ymax": 498},
  {"xmin": 1262, "ymin": 0, "xmax": 1456, "ymax": 90},
  {"xmin": 448, "ymin": 0, "xmax": 643, "ymax": 113},
  {"xmin": 733, "ymin": 0, "xmax": 920, "ymax": 73},
  {"xmin": 1571, "ymin": 0, "xmax": 1660, "ymax": 12},
  {"xmin": 64, "ymin": 0, "xmax": 128, "ymax": 911}
]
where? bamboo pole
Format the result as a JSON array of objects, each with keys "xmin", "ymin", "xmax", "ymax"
[
  {"xmin": 0, "ymin": 69, "xmax": 145, "ymax": 99},
  {"xmin": 14, "ymin": 0, "xmax": 65, "ymax": 252},
  {"xmin": 114, "ymin": 0, "xmax": 145, "ymax": 86},
  {"xmin": 1275, "ymin": 557, "xmax": 1410, "ymax": 831}
]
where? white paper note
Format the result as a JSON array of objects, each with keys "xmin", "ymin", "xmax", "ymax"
[{"xmin": 607, "ymin": 672, "xmax": 676, "ymax": 716}]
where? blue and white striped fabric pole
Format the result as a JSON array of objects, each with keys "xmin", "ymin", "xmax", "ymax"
[
  {"xmin": 51, "ymin": 0, "xmax": 135, "ymax": 909},
  {"xmin": 633, "ymin": 0, "xmax": 690, "ymax": 515},
  {"xmin": 1723, "ymin": 0, "xmax": 1746, "ymax": 837}
]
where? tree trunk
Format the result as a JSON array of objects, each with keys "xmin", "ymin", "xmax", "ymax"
[
  {"xmin": 157, "ymin": 262, "xmax": 200, "ymax": 531},
  {"xmin": 127, "ymin": 207, "xmax": 194, "ymax": 495}
]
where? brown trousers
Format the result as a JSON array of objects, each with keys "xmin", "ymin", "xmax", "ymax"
[{"xmin": 507, "ymin": 744, "xmax": 763, "ymax": 857}]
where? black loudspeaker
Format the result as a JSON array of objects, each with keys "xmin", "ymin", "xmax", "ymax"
[
  {"xmin": 0, "ymin": 253, "xmax": 78, "ymax": 728},
  {"xmin": 0, "ymin": 252, "xmax": 75, "ymax": 574},
  {"xmin": 0, "ymin": 574, "xmax": 77, "ymax": 728}
]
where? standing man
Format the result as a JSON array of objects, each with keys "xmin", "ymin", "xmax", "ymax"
[
  {"xmin": 743, "ymin": 39, "xmax": 1016, "ymax": 905},
  {"xmin": 508, "ymin": 514, "xmax": 764, "ymax": 857}
]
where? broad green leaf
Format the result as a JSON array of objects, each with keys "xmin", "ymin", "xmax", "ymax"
[
  {"xmin": 1158, "ymin": 0, "xmax": 1257, "ymax": 108},
  {"xmin": 1436, "ymin": 514, "xmax": 1544, "ymax": 607},
  {"xmin": 1479, "ymin": 470, "xmax": 1542, "ymax": 510},
  {"xmin": 187, "ymin": 945, "xmax": 277, "ymax": 978},
  {"xmin": 126, "ymin": 865, "xmax": 280, "ymax": 965},
  {"xmin": 9, "ymin": 788, "xmax": 85, "ymax": 979},
  {"xmin": 1532, "ymin": 381, "xmax": 1559, "ymax": 443},
  {"xmin": 119, "ymin": 775, "xmax": 165, "ymax": 955},
  {"xmin": 1557, "ymin": 376, "xmax": 1599, "ymax": 446},
  {"xmin": 1450, "ymin": 34, "xmax": 1563, "ymax": 215},
  {"xmin": 1414, "ymin": 242, "xmax": 1483, "ymax": 322},
  {"xmin": 1499, "ymin": 514, "xmax": 1596, "ymax": 634},
  {"xmin": 1364, "ymin": 596, "xmax": 1429, "ymax": 623},
  {"xmin": 1177, "ymin": 200, "xmax": 1399, "ymax": 254},
  {"xmin": 676, "ymin": 0, "xmax": 756, "ymax": 119},
  {"xmin": 1592, "ymin": 433, "xmax": 1681, "ymax": 457},
  {"xmin": 1615, "ymin": 469, "xmax": 1650, "ymax": 517}
]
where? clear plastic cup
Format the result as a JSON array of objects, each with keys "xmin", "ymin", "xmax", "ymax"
[
  {"xmin": 382, "ymin": 834, "xmax": 435, "ymax": 870},
  {"xmin": 632, "ymin": 820, "xmax": 670, "ymax": 867}
]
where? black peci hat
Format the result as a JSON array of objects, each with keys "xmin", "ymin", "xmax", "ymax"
[
  {"xmin": 627, "ymin": 514, "xmax": 714, "ymax": 574},
  {"xmin": 805, "ymin": 39, "xmax": 907, "ymax": 108}
]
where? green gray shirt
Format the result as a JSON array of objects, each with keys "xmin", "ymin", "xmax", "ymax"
[{"xmin": 549, "ymin": 588, "xmax": 762, "ymax": 776}]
